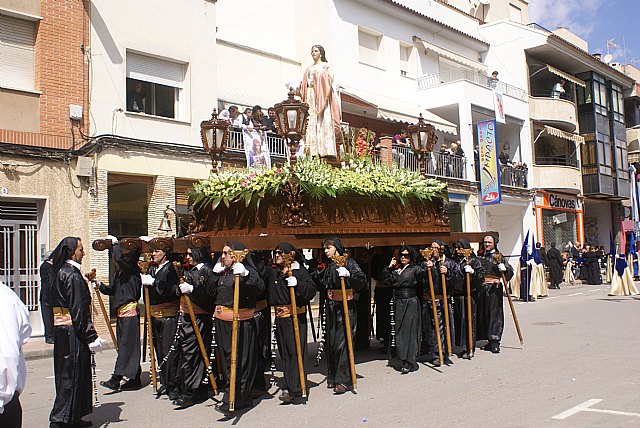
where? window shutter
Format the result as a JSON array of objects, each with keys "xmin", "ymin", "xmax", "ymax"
[
  {"xmin": 126, "ymin": 52, "xmax": 185, "ymax": 88},
  {"xmin": 0, "ymin": 15, "xmax": 35, "ymax": 90}
]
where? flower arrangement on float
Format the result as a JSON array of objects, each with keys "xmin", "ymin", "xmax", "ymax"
[{"xmin": 190, "ymin": 156, "xmax": 447, "ymax": 212}]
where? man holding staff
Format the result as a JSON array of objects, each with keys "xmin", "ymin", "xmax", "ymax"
[
  {"xmin": 141, "ymin": 244, "xmax": 181, "ymax": 400},
  {"xmin": 421, "ymin": 240, "xmax": 461, "ymax": 366},
  {"xmin": 213, "ymin": 242, "xmax": 264, "ymax": 416},
  {"xmin": 476, "ymin": 233, "xmax": 514, "ymax": 354},
  {"xmin": 320, "ymin": 237, "xmax": 366, "ymax": 395},
  {"xmin": 173, "ymin": 247, "xmax": 217, "ymax": 408},
  {"xmin": 97, "ymin": 235, "xmax": 143, "ymax": 392},
  {"xmin": 263, "ymin": 242, "xmax": 316, "ymax": 404}
]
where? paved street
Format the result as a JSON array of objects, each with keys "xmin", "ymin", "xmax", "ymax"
[{"xmin": 22, "ymin": 283, "xmax": 640, "ymax": 427}]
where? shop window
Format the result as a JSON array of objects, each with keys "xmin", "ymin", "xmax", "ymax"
[
  {"xmin": 126, "ymin": 52, "xmax": 186, "ymax": 120},
  {"xmin": 542, "ymin": 209, "xmax": 577, "ymax": 250}
]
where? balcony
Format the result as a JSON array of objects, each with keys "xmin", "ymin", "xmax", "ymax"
[
  {"xmin": 227, "ymin": 129, "xmax": 288, "ymax": 162},
  {"xmin": 392, "ymin": 144, "xmax": 467, "ymax": 180},
  {"xmin": 532, "ymin": 163, "xmax": 582, "ymax": 193},
  {"xmin": 417, "ymin": 67, "xmax": 527, "ymax": 101},
  {"xmin": 500, "ymin": 165, "xmax": 528, "ymax": 188},
  {"xmin": 529, "ymin": 96, "xmax": 577, "ymax": 132}
]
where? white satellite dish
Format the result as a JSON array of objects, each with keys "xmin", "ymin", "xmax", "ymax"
[
  {"xmin": 603, "ymin": 53, "xmax": 613, "ymax": 64},
  {"xmin": 479, "ymin": 0, "xmax": 491, "ymax": 4}
]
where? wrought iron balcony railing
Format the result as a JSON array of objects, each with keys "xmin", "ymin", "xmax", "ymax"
[{"xmin": 417, "ymin": 66, "xmax": 527, "ymax": 100}]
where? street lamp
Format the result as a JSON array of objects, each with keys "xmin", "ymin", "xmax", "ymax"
[
  {"xmin": 200, "ymin": 109, "xmax": 229, "ymax": 172},
  {"xmin": 272, "ymin": 88, "xmax": 309, "ymax": 167},
  {"xmin": 157, "ymin": 205, "xmax": 182, "ymax": 238},
  {"xmin": 407, "ymin": 113, "xmax": 437, "ymax": 176}
]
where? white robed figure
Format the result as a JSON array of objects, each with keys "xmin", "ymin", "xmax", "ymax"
[
  {"xmin": 299, "ymin": 45, "xmax": 341, "ymax": 158},
  {"xmin": 609, "ymin": 254, "xmax": 639, "ymax": 296}
]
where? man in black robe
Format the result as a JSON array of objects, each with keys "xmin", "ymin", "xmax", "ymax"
[
  {"xmin": 321, "ymin": 236, "xmax": 367, "ymax": 394},
  {"xmin": 476, "ymin": 233, "xmax": 514, "ymax": 354},
  {"xmin": 98, "ymin": 235, "xmax": 142, "ymax": 391},
  {"xmin": 48, "ymin": 237, "xmax": 106, "ymax": 428},
  {"xmin": 546, "ymin": 242, "xmax": 563, "ymax": 289},
  {"xmin": 584, "ymin": 247, "xmax": 603, "ymax": 285},
  {"xmin": 249, "ymin": 251, "xmax": 270, "ymax": 399},
  {"xmin": 39, "ymin": 251, "xmax": 55, "ymax": 344},
  {"xmin": 142, "ymin": 245, "xmax": 181, "ymax": 400},
  {"xmin": 263, "ymin": 242, "xmax": 316, "ymax": 404},
  {"xmin": 536, "ymin": 243, "xmax": 547, "ymax": 267},
  {"xmin": 452, "ymin": 239, "xmax": 485, "ymax": 359},
  {"xmin": 421, "ymin": 240, "xmax": 462, "ymax": 366},
  {"xmin": 172, "ymin": 247, "xmax": 217, "ymax": 408},
  {"xmin": 213, "ymin": 242, "xmax": 265, "ymax": 416}
]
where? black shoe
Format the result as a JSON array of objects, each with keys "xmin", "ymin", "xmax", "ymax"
[
  {"xmin": 214, "ymin": 403, "xmax": 231, "ymax": 416},
  {"xmin": 172, "ymin": 397, "xmax": 195, "ymax": 409},
  {"xmin": 327, "ymin": 381, "xmax": 335, "ymax": 389},
  {"xmin": 167, "ymin": 389, "xmax": 180, "ymax": 401},
  {"xmin": 430, "ymin": 358, "xmax": 441, "ymax": 367},
  {"xmin": 291, "ymin": 396, "xmax": 306, "ymax": 405},
  {"xmin": 279, "ymin": 391, "xmax": 292, "ymax": 404},
  {"xmin": 45, "ymin": 337, "xmax": 55, "ymax": 344},
  {"xmin": 74, "ymin": 420, "xmax": 93, "ymax": 427},
  {"xmin": 121, "ymin": 377, "xmax": 142, "ymax": 390},
  {"xmin": 100, "ymin": 376, "xmax": 121, "ymax": 391},
  {"xmin": 444, "ymin": 357, "xmax": 453, "ymax": 365},
  {"xmin": 401, "ymin": 365, "xmax": 410, "ymax": 374},
  {"xmin": 490, "ymin": 342, "xmax": 500, "ymax": 354},
  {"xmin": 482, "ymin": 343, "xmax": 493, "ymax": 352},
  {"xmin": 333, "ymin": 384, "xmax": 348, "ymax": 394},
  {"xmin": 156, "ymin": 385, "xmax": 166, "ymax": 396}
]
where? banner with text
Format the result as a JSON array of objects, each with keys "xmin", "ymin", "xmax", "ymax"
[{"xmin": 478, "ymin": 119, "xmax": 501, "ymax": 205}]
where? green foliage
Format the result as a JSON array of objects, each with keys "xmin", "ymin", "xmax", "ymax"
[{"xmin": 189, "ymin": 157, "xmax": 447, "ymax": 212}]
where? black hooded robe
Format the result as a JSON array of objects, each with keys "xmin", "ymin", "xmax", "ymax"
[
  {"xmin": 49, "ymin": 262, "xmax": 98, "ymax": 425},
  {"xmin": 453, "ymin": 248, "xmax": 484, "ymax": 356},
  {"xmin": 98, "ymin": 244, "xmax": 142, "ymax": 380},
  {"xmin": 476, "ymin": 251, "xmax": 514, "ymax": 344}
]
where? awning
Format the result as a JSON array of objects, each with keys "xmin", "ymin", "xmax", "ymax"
[
  {"xmin": 413, "ymin": 36, "xmax": 486, "ymax": 72},
  {"xmin": 217, "ymin": 88, "xmax": 282, "ymax": 110},
  {"xmin": 341, "ymin": 87, "xmax": 457, "ymax": 135},
  {"xmin": 544, "ymin": 125, "xmax": 585, "ymax": 144},
  {"xmin": 546, "ymin": 65, "xmax": 586, "ymax": 88}
]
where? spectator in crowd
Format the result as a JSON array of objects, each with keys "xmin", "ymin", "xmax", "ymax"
[
  {"xmin": 498, "ymin": 149, "xmax": 510, "ymax": 166},
  {"xmin": 251, "ymin": 105, "xmax": 265, "ymax": 129},
  {"xmin": 551, "ymin": 79, "xmax": 566, "ymax": 99},
  {"xmin": 438, "ymin": 143, "xmax": 450, "ymax": 176},
  {"xmin": 263, "ymin": 108, "xmax": 278, "ymax": 134},
  {"xmin": 39, "ymin": 251, "xmax": 55, "ymax": 344},
  {"xmin": 489, "ymin": 70, "xmax": 499, "ymax": 89},
  {"xmin": 219, "ymin": 105, "xmax": 239, "ymax": 124},
  {"xmin": 127, "ymin": 80, "xmax": 145, "ymax": 113},
  {"xmin": 449, "ymin": 142, "xmax": 464, "ymax": 178},
  {"xmin": 392, "ymin": 129, "xmax": 409, "ymax": 167}
]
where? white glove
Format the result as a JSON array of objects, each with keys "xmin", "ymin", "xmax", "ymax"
[
  {"xmin": 213, "ymin": 262, "xmax": 225, "ymax": 273},
  {"xmin": 106, "ymin": 235, "xmax": 118, "ymax": 245},
  {"xmin": 291, "ymin": 261, "xmax": 300, "ymax": 270},
  {"xmin": 232, "ymin": 262, "xmax": 249, "ymax": 277},
  {"xmin": 615, "ymin": 254, "xmax": 620, "ymax": 259},
  {"xmin": 498, "ymin": 263, "xmax": 507, "ymax": 272},
  {"xmin": 526, "ymin": 259, "xmax": 535, "ymax": 266},
  {"xmin": 139, "ymin": 236, "xmax": 151, "ymax": 242},
  {"xmin": 179, "ymin": 282, "xmax": 194, "ymax": 294},
  {"xmin": 337, "ymin": 267, "xmax": 350, "ymax": 278},
  {"xmin": 464, "ymin": 265, "xmax": 474, "ymax": 274},
  {"xmin": 91, "ymin": 281, "xmax": 101, "ymax": 290},
  {"xmin": 89, "ymin": 337, "xmax": 107, "ymax": 353},
  {"xmin": 140, "ymin": 274, "xmax": 155, "ymax": 286},
  {"xmin": 286, "ymin": 276, "xmax": 297, "ymax": 287}
]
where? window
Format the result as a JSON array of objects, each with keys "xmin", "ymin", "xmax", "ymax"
[
  {"xmin": 358, "ymin": 27, "xmax": 383, "ymax": 68},
  {"xmin": 399, "ymin": 42, "xmax": 415, "ymax": 78},
  {"xmin": 509, "ymin": 4, "xmax": 523, "ymax": 23},
  {"xmin": 592, "ymin": 74, "xmax": 608, "ymax": 116},
  {"xmin": 0, "ymin": 15, "xmax": 36, "ymax": 91},
  {"xmin": 610, "ymin": 82, "xmax": 624, "ymax": 123},
  {"xmin": 126, "ymin": 52, "xmax": 186, "ymax": 119}
]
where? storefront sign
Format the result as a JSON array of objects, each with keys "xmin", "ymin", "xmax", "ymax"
[
  {"xmin": 547, "ymin": 193, "xmax": 580, "ymax": 210},
  {"xmin": 477, "ymin": 119, "xmax": 501, "ymax": 205}
]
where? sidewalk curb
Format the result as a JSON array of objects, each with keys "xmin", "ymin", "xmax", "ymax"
[{"xmin": 25, "ymin": 341, "xmax": 117, "ymax": 361}]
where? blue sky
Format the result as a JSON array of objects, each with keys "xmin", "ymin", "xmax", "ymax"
[{"xmin": 529, "ymin": 0, "xmax": 640, "ymax": 65}]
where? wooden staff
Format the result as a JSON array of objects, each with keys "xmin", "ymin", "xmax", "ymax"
[
  {"xmin": 138, "ymin": 258, "xmax": 158, "ymax": 393},
  {"xmin": 228, "ymin": 249, "xmax": 249, "ymax": 412},
  {"xmin": 461, "ymin": 248, "xmax": 474, "ymax": 358},
  {"xmin": 420, "ymin": 249, "xmax": 443, "ymax": 366},
  {"xmin": 172, "ymin": 262, "xmax": 218, "ymax": 395},
  {"xmin": 86, "ymin": 269, "xmax": 118, "ymax": 351},
  {"xmin": 439, "ymin": 255, "xmax": 452, "ymax": 357},
  {"xmin": 494, "ymin": 253, "xmax": 523, "ymax": 345},
  {"xmin": 330, "ymin": 254, "xmax": 357, "ymax": 393},
  {"xmin": 281, "ymin": 252, "xmax": 307, "ymax": 398}
]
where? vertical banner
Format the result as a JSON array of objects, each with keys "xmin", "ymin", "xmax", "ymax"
[
  {"xmin": 493, "ymin": 90, "xmax": 506, "ymax": 124},
  {"xmin": 477, "ymin": 119, "xmax": 501, "ymax": 205}
]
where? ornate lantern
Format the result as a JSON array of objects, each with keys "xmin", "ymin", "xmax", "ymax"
[
  {"xmin": 200, "ymin": 109, "xmax": 229, "ymax": 172},
  {"xmin": 272, "ymin": 88, "xmax": 309, "ymax": 167},
  {"xmin": 407, "ymin": 113, "xmax": 437, "ymax": 176}
]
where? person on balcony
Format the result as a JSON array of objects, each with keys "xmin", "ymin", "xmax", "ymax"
[
  {"xmin": 489, "ymin": 70, "xmax": 499, "ymax": 89},
  {"xmin": 392, "ymin": 129, "xmax": 408, "ymax": 167},
  {"xmin": 450, "ymin": 142, "xmax": 464, "ymax": 178},
  {"xmin": 551, "ymin": 79, "xmax": 566, "ymax": 99},
  {"xmin": 438, "ymin": 143, "xmax": 450, "ymax": 176},
  {"xmin": 263, "ymin": 108, "xmax": 278, "ymax": 134},
  {"xmin": 219, "ymin": 105, "xmax": 239, "ymax": 124},
  {"xmin": 299, "ymin": 45, "xmax": 341, "ymax": 158}
]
